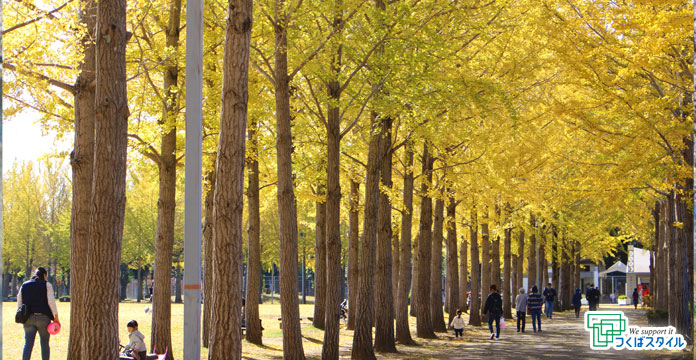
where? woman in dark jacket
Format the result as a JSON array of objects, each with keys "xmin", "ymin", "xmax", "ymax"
[{"xmin": 18, "ymin": 267, "xmax": 59, "ymax": 360}]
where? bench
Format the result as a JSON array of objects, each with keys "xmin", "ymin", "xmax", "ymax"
[{"xmin": 241, "ymin": 319, "xmax": 264, "ymax": 334}]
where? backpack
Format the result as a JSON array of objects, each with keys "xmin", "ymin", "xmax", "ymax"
[{"xmin": 493, "ymin": 293, "xmax": 503, "ymax": 315}]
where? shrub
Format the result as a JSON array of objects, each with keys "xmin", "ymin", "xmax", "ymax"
[{"xmin": 618, "ymin": 295, "xmax": 628, "ymax": 300}]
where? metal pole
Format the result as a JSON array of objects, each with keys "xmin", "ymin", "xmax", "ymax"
[{"xmin": 183, "ymin": 0, "xmax": 203, "ymax": 357}]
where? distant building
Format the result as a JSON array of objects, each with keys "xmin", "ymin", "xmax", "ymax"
[{"xmin": 626, "ymin": 245, "xmax": 650, "ymax": 295}]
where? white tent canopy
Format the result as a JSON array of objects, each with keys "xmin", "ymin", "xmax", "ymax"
[{"xmin": 599, "ymin": 261, "xmax": 627, "ymax": 277}]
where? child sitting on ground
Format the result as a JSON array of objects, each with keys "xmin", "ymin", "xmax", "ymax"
[
  {"xmin": 449, "ymin": 309, "xmax": 465, "ymax": 338},
  {"xmin": 124, "ymin": 320, "xmax": 147, "ymax": 360}
]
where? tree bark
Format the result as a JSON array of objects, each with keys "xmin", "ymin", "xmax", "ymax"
[
  {"xmin": 395, "ymin": 145, "xmax": 415, "ymax": 345},
  {"xmin": 313, "ymin": 194, "xmax": 327, "ymax": 330},
  {"xmin": 273, "ymin": 0, "xmax": 306, "ymax": 357},
  {"xmin": 322, "ymin": 6, "xmax": 344, "ymax": 357},
  {"xmin": 410, "ymin": 236, "xmax": 418, "ymax": 318},
  {"xmin": 151, "ymin": 1, "xmax": 183, "ymax": 357},
  {"xmin": 468, "ymin": 206, "xmax": 480, "ymax": 326},
  {"xmin": 551, "ymin": 230, "xmax": 560, "ymax": 312},
  {"xmin": 490, "ymin": 205, "xmax": 501, "ymax": 289},
  {"xmin": 503, "ymin": 226, "xmax": 512, "ymax": 319},
  {"xmin": 561, "ymin": 237, "xmax": 572, "ymax": 311},
  {"xmin": 245, "ymin": 118, "xmax": 263, "ymax": 345},
  {"xmin": 516, "ymin": 229, "xmax": 524, "ymax": 293},
  {"xmin": 174, "ymin": 261, "xmax": 182, "ymax": 303},
  {"xmin": 347, "ymin": 179, "xmax": 360, "ymax": 330},
  {"xmin": 538, "ymin": 234, "xmax": 546, "ymax": 290},
  {"xmin": 350, "ymin": 115, "xmax": 382, "ymax": 360},
  {"xmin": 202, "ymin": 170, "xmax": 216, "ymax": 348},
  {"xmin": 527, "ymin": 215, "xmax": 537, "ymax": 290},
  {"xmin": 374, "ymin": 117, "xmax": 396, "ymax": 352},
  {"xmin": 480, "ymin": 209, "xmax": 490, "ymax": 315},
  {"xmin": 459, "ymin": 235, "xmax": 468, "ymax": 313},
  {"xmin": 82, "ymin": 0, "xmax": 129, "ymax": 355},
  {"xmin": 208, "ymin": 1, "xmax": 252, "ymax": 357},
  {"xmin": 445, "ymin": 196, "xmax": 459, "ymax": 326},
  {"xmin": 392, "ymin": 229, "xmax": 400, "ymax": 312},
  {"xmin": 430, "ymin": 198, "xmax": 446, "ymax": 332},
  {"xmin": 415, "ymin": 143, "xmax": 436, "ymax": 339},
  {"xmin": 67, "ymin": 1, "xmax": 95, "ymax": 358}
]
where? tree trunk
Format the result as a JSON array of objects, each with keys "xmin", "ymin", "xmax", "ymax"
[
  {"xmin": 246, "ymin": 119, "xmax": 263, "ymax": 345},
  {"xmin": 527, "ymin": 215, "xmax": 537, "ymax": 290},
  {"xmin": 445, "ymin": 196, "xmax": 459, "ymax": 326},
  {"xmin": 374, "ymin": 117, "xmax": 396, "ymax": 352},
  {"xmin": 561, "ymin": 238, "xmax": 572, "ymax": 311},
  {"xmin": 395, "ymin": 145, "xmax": 415, "ymax": 345},
  {"xmin": 392, "ymin": 230, "xmax": 400, "ymax": 312},
  {"xmin": 322, "ymin": 6, "xmax": 344, "ymax": 357},
  {"xmin": 669, "ymin": 191, "xmax": 692, "ymax": 338},
  {"xmin": 67, "ymin": 1, "xmax": 95, "ymax": 358},
  {"xmin": 659, "ymin": 199, "xmax": 669, "ymax": 311},
  {"xmin": 410, "ymin": 236, "xmax": 418, "ymax": 318},
  {"xmin": 202, "ymin": 170, "xmax": 216, "ymax": 348},
  {"xmin": 175, "ymin": 261, "xmax": 182, "ymax": 303},
  {"xmin": 313, "ymin": 194, "xmax": 327, "ymax": 330},
  {"xmin": 415, "ymin": 143, "xmax": 436, "ymax": 339},
  {"xmin": 82, "ymin": 0, "xmax": 129, "ymax": 355},
  {"xmin": 551, "ymin": 231, "xmax": 560, "ymax": 312},
  {"xmin": 459, "ymin": 235, "xmax": 468, "ymax": 313},
  {"xmin": 136, "ymin": 265, "xmax": 143, "ymax": 302},
  {"xmin": 208, "ymin": 0, "xmax": 252, "ymax": 357},
  {"xmin": 503, "ymin": 227, "xmax": 512, "ymax": 319},
  {"xmin": 516, "ymin": 229, "xmax": 524, "ymax": 293},
  {"xmin": 350, "ymin": 115, "xmax": 383, "ymax": 360},
  {"xmin": 468, "ymin": 206, "xmax": 480, "ymax": 326},
  {"xmin": 651, "ymin": 201, "xmax": 659, "ymax": 310},
  {"xmin": 480, "ymin": 210, "xmax": 490, "ymax": 315},
  {"xmin": 151, "ymin": 1, "xmax": 183, "ymax": 357},
  {"xmin": 273, "ymin": 1, "xmax": 306, "ymax": 357},
  {"xmin": 573, "ymin": 240, "xmax": 580, "ymax": 295},
  {"xmin": 430, "ymin": 198, "xmax": 446, "ymax": 332},
  {"xmin": 538, "ymin": 235, "xmax": 545, "ymax": 289},
  {"xmin": 491, "ymin": 205, "xmax": 501, "ymax": 289},
  {"xmin": 347, "ymin": 179, "xmax": 360, "ymax": 330}
]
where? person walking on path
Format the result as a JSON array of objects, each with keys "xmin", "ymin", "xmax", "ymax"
[
  {"xmin": 632, "ymin": 288, "xmax": 639, "ymax": 309},
  {"xmin": 586, "ymin": 284, "xmax": 599, "ymax": 311},
  {"xmin": 542, "ymin": 283, "xmax": 556, "ymax": 319},
  {"xmin": 17, "ymin": 267, "xmax": 59, "ymax": 360},
  {"xmin": 483, "ymin": 284, "xmax": 503, "ymax": 340},
  {"xmin": 515, "ymin": 288, "xmax": 528, "ymax": 332},
  {"xmin": 449, "ymin": 310, "xmax": 466, "ymax": 339},
  {"xmin": 527, "ymin": 285, "xmax": 543, "ymax": 333},
  {"xmin": 572, "ymin": 288, "xmax": 583, "ymax": 319}
]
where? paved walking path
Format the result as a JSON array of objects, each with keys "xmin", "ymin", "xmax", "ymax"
[{"xmin": 369, "ymin": 305, "xmax": 692, "ymax": 359}]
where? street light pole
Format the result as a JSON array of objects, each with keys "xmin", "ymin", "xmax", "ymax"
[{"xmin": 183, "ymin": 0, "xmax": 203, "ymax": 357}]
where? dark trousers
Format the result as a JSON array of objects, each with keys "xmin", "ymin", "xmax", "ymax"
[
  {"xmin": 530, "ymin": 309, "xmax": 542, "ymax": 332},
  {"xmin": 516, "ymin": 311, "xmax": 526, "ymax": 331},
  {"xmin": 454, "ymin": 328, "xmax": 463, "ymax": 337},
  {"xmin": 23, "ymin": 314, "xmax": 51, "ymax": 360},
  {"xmin": 574, "ymin": 305, "xmax": 581, "ymax": 318},
  {"xmin": 488, "ymin": 314, "xmax": 501, "ymax": 338}
]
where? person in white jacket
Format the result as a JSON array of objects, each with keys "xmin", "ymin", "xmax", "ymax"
[
  {"xmin": 124, "ymin": 320, "xmax": 147, "ymax": 360},
  {"xmin": 515, "ymin": 288, "xmax": 528, "ymax": 333},
  {"xmin": 449, "ymin": 309, "xmax": 466, "ymax": 338}
]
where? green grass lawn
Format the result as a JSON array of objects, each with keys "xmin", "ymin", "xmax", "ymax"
[{"xmin": 2, "ymin": 301, "xmax": 324, "ymax": 359}]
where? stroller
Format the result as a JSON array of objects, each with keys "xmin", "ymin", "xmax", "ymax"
[{"xmin": 119, "ymin": 344, "xmax": 168, "ymax": 360}]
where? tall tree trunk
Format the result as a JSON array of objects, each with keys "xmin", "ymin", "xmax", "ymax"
[
  {"xmin": 527, "ymin": 215, "xmax": 537, "ymax": 290},
  {"xmin": 415, "ymin": 143, "xmax": 436, "ymax": 339},
  {"xmin": 245, "ymin": 119, "xmax": 263, "ymax": 345},
  {"xmin": 151, "ymin": 2, "xmax": 183, "ymax": 358},
  {"xmin": 82, "ymin": 0, "xmax": 129, "ymax": 355},
  {"xmin": 350, "ymin": 115, "xmax": 383, "ymax": 360},
  {"xmin": 392, "ymin": 230, "xmax": 400, "ymax": 312},
  {"xmin": 374, "ymin": 117, "xmax": 396, "ymax": 352},
  {"xmin": 651, "ymin": 201, "xmax": 659, "ymax": 310},
  {"xmin": 430, "ymin": 198, "xmax": 446, "ymax": 332},
  {"xmin": 395, "ymin": 145, "xmax": 415, "ymax": 345},
  {"xmin": 551, "ymin": 230, "xmax": 560, "ymax": 312},
  {"xmin": 670, "ymin": 191, "xmax": 692, "ymax": 338},
  {"xmin": 480, "ymin": 209, "xmax": 490, "ymax": 315},
  {"xmin": 313, "ymin": 194, "xmax": 327, "ymax": 329},
  {"xmin": 137, "ymin": 265, "xmax": 143, "ymax": 303},
  {"xmin": 561, "ymin": 238, "xmax": 572, "ymax": 311},
  {"xmin": 208, "ymin": 0, "xmax": 252, "ymax": 357},
  {"xmin": 174, "ymin": 261, "xmax": 182, "ymax": 303},
  {"xmin": 658, "ymin": 199, "xmax": 669, "ymax": 311},
  {"xmin": 459, "ymin": 235, "xmax": 468, "ymax": 313},
  {"xmin": 322, "ymin": 6, "xmax": 344, "ymax": 356},
  {"xmin": 468, "ymin": 206, "xmax": 480, "ymax": 326},
  {"xmin": 67, "ymin": 1, "xmax": 95, "ymax": 358},
  {"xmin": 573, "ymin": 240, "xmax": 580, "ymax": 295},
  {"xmin": 347, "ymin": 179, "xmax": 360, "ymax": 330},
  {"xmin": 410, "ymin": 236, "xmax": 418, "ymax": 317},
  {"xmin": 273, "ymin": 1, "xmax": 306, "ymax": 357},
  {"xmin": 202, "ymin": 170, "xmax": 216, "ymax": 348},
  {"xmin": 516, "ymin": 229, "xmax": 524, "ymax": 293},
  {"xmin": 445, "ymin": 196, "xmax": 459, "ymax": 326},
  {"xmin": 491, "ymin": 205, "xmax": 501, "ymax": 289},
  {"xmin": 537, "ymin": 235, "xmax": 545, "ymax": 289},
  {"xmin": 503, "ymin": 226, "xmax": 512, "ymax": 319}
]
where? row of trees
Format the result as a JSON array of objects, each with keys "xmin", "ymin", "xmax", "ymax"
[{"xmin": 3, "ymin": 0, "xmax": 693, "ymax": 359}]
